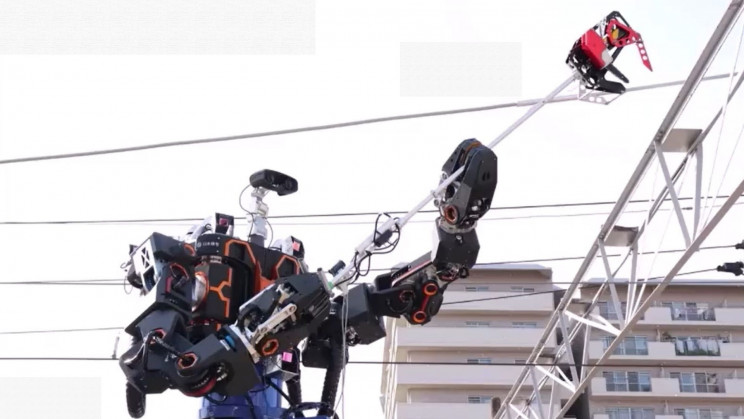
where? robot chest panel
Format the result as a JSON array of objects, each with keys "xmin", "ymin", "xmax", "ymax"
[{"xmin": 193, "ymin": 234, "xmax": 303, "ymax": 323}]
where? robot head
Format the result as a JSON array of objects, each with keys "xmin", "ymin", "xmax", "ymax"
[{"xmin": 249, "ymin": 169, "xmax": 298, "ymax": 196}]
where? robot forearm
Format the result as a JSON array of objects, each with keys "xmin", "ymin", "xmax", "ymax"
[
  {"xmin": 334, "ymin": 138, "xmax": 498, "ymax": 344},
  {"xmin": 237, "ymin": 272, "xmax": 332, "ymax": 357}
]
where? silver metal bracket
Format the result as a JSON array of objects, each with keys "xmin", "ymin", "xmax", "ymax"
[
  {"xmin": 251, "ymin": 303, "xmax": 298, "ymax": 347},
  {"xmin": 577, "ymin": 84, "xmax": 622, "ymax": 105}
]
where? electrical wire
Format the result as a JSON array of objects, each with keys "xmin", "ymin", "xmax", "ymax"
[
  {"xmin": 0, "ymin": 356, "xmax": 742, "ymax": 370},
  {"xmin": 0, "ymin": 242, "xmax": 736, "ymax": 287},
  {"xmin": 7, "ymin": 202, "xmax": 738, "ymax": 229},
  {"xmin": 238, "ymin": 183, "xmax": 260, "ymax": 241},
  {"xmin": 334, "ymin": 213, "xmax": 401, "ymax": 416},
  {"xmin": 0, "ymin": 74, "xmax": 733, "ymax": 166},
  {"xmin": 271, "ymin": 202, "xmax": 743, "ymax": 227},
  {"xmin": 336, "ymin": 213, "xmax": 402, "ymax": 289},
  {"xmin": 2, "ymin": 194, "xmax": 738, "ymax": 226},
  {"xmin": 0, "ymin": 268, "xmax": 728, "ymax": 336},
  {"xmin": 4, "ymin": 278, "xmax": 742, "ymax": 288},
  {"xmin": 0, "ymin": 326, "xmax": 123, "ymax": 335},
  {"xmin": 346, "ymin": 360, "xmax": 744, "ymax": 368},
  {"xmin": 336, "ymin": 282, "xmax": 350, "ymax": 417},
  {"xmin": 0, "ymin": 281, "xmax": 124, "ymax": 286},
  {"xmin": 266, "ymin": 380, "xmax": 293, "ymax": 406},
  {"xmin": 441, "ymin": 268, "xmax": 716, "ymax": 306},
  {"xmin": 701, "ymin": 23, "xmax": 744, "ymax": 221},
  {"xmin": 243, "ymin": 396, "xmax": 259, "ymax": 419},
  {"xmin": 701, "ymin": 107, "xmax": 744, "ymax": 229}
]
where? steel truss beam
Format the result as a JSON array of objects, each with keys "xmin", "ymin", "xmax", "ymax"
[{"xmin": 493, "ymin": 1, "xmax": 744, "ymax": 418}]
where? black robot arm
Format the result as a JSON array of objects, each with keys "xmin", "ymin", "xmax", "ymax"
[
  {"xmin": 301, "ymin": 138, "xmax": 497, "ymax": 366},
  {"xmin": 342, "ymin": 138, "xmax": 498, "ymax": 342},
  {"xmin": 117, "ymin": 139, "xmax": 496, "ymax": 419},
  {"xmin": 296, "ymin": 139, "xmax": 497, "ymax": 417}
]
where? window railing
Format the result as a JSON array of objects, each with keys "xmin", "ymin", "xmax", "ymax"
[
  {"xmin": 597, "ymin": 302, "xmax": 645, "ymax": 320},
  {"xmin": 670, "ymin": 307, "xmax": 716, "ymax": 321},
  {"xmin": 603, "ymin": 336, "xmax": 649, "ymax": 355},
  {"xmin": 603, "ymin": 371, "xmax": 652, "ymax": 392},
  {"xmin": 674, "ymin": 408, "xmax": 724, "ymax": 419},
  {"xmin": 467, "ymin": 396, "xmax": 490, "ymax": 404},
  {"xmin": 672, "ymin": 337, "xmax": 725, "ymax": 356},
  {"xmin": 670, "ymin": 372, "xmax": 722, "ymax": 393},
  {"xmin": 661, "ymin": 302, "xmax": 717, "ymax": 321},
  {"xmin": 605, "ymin": 407, "xmax": 655, "ymax": 419}
]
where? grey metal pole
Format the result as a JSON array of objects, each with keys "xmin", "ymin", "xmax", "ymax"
[{"xmin": 332, "ymin": 74, "xmax": 578, "ymax": 287}]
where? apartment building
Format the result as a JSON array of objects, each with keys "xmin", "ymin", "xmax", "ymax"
[
  {"xmin": 568, "ymin": 278, "xmax": 744, "ymax": 419},
  {"xmin": 380, "ymin": 263, "xmax": 563, "ymax": 419}
]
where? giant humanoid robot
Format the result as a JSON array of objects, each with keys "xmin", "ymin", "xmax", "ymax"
[
  {"xmin": 115, "ymin": 11, "xmax": 653, "ymax": 417},
  {"xmin": 118, "ymin": 139, "xmax": 497, "ymax": 418}
]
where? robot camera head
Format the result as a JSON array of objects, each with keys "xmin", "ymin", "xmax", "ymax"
[{"xmin": 249, "ymin": 169, "xmax": 298, "ymax": 196}]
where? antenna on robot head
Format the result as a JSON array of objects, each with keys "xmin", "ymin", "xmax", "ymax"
[{"xmin": 244, "ymin": 169, "xmax": 298, "ymax": 247}]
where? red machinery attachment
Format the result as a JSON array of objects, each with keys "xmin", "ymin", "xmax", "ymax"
[{"xmin": 567, "ymin": 11, "xmax": 652, "ymax": 94}]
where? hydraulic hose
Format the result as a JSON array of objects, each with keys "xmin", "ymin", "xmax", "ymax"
[{"xmin": 317, "ymin": 338, "xmax": 345, "ymax": 417}]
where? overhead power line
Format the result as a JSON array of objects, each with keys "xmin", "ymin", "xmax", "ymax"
[
  {"xmin": 0, "ymin": 326, "xmax": 123, "ymax": 335},
  {"xmin": 0, "ymin": 357, "xmax": 740, "ymax": 370},
  {"xmin": 0, "ymin": 243, "xmax": 734, "ymax": 288},
  {"xmin": 442, "ymin": 268, "xmax": 716, "ymax": 305},
  {"xmin": 0, "ymin": 193, "xmax": 738, "ymax": 226},
  {"xmin": 0, "ymin": 280, "xmax": 126, "ymax": 286},
  {"xmin": 346, "ymin": 360, "xmax": 744, "ymax": 369},
  {"xmin": 0, "ymin": 268, "xmax": 723, "ymax": 335},
  {"xmin": 0, "ymin": 74, "xmax": 733, "ymax": 166}
]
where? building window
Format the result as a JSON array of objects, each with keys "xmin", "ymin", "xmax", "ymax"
[
  {"xmin": 673, "ymin": 336, "xmax": 726, "ymax": 356},
  {"xmin": 662, "ymin": 302, "xmax": 716, "ymax": 321},
  {"xmin": 605, "ymin": 407, "xmax": 655, "ymax": 419},
  {"xmin": 511, "ymin": 322, "xmax": 538, "ymax": 328},
  {"xmin": 465, "ymin": 321, "xmax": 490, "ymax": 327},
  {"xmin": 511, "ymin": 286, "xmax": 536, "ymax": 293},
  {"xmin": 603, "ymin": 371, "xmax": 652, "ymax": 392},
  {"xmin": 670, "ymin": 372, "xmax": 721, "ymax": 393},
  {"xmin": 598, "ymin": 301, "xmax": 625, "ymax": 320},
  {"xmin": 466, "ymin": 358, "xmax": 492, "ymax": 364},
  {"xmin": 602, "ymin": 336, "xmax": 649, "ymax": 355},
  {"xmin": 597, "ymin": 301, "xmax": 645, "ymax": 320},
  {"xmin": 673, "ymin": 408, "xmax": 724, "ymax": 419},
  {"xmin": 467, "ymin": 396, "xmax": 490, "ymax": 404},
  {"xmin": 465, "ymin": 285, "xmax": 489, "ymax": 292}
]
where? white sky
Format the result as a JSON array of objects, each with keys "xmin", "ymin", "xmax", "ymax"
[{"xmin": 1, "ymin": 1, "xmax": 744, "ymax": 418}]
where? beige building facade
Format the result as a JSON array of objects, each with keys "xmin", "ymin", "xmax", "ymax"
[
  {"xmin": 380, "ymin": 263, "xmax": 561, "ymax": 419},
  {"xmin": 380, "ymin": 271, "xmax": 744, "ymax": 419},
  {"xmin": 567, "ymin": 279, "xmax": 744, "ymax": 419}
]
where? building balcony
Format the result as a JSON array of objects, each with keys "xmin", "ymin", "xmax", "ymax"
[
  {"xmin": 396, "ymin": 326, "xmax": 556, "ymax": 351},
  {"xmin": 589, "ymin": 376, "xmax": 744, "ymax": 400},
  {"xmin": 394, "ymin": 402, "xmax": 490, "ymax": 419},
  {"xmin": 593, "ymin": 306, "xmax": 744, "ymax": 328},
  {"xmin": 594, "ymin": 416, "xmax": 744, "ymax": 419},
  {"xmin": 593, "ymin": 415, "xmax": 683, "ymax": 419},
  {"xmin": 587, "ymin": 340, "xmax": 744, "ymax": 365},
  {"xmin": 395, "ymin": 364, "xmax": 537, "ymax": 388},
  {"xmin": 394, "ymin": 402, "xmax": 562, "ymax": 419},
  {"xmin": 440, "ymin": 291, "xmax": 556, "ymax": 314}
]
